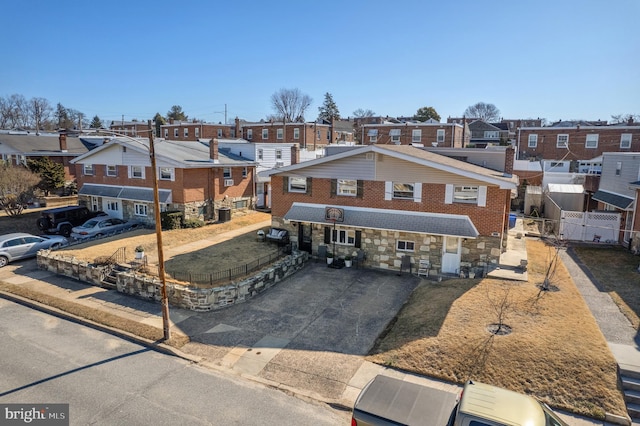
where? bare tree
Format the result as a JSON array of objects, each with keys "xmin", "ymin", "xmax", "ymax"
[
  {"xmin": 464, "ymin": 102, "xmax": 501, "ymax": 122},
  {"xmin": 0, "ymin": 164, "xmax": 40, "ymax": 216},
  {"xmin": 352, "ymin": 108, "xmax": 376, "ymax": 118},
  {"xmin": 270, "ymin": 88, "xmax": 312, "ymax": 122},
  {"xmin": 611, "ymin": 113, "xmax": 639, "ymax": 124},
  {"xmin": 11, "ymin": 94, "xmax": 30, "ymax": 128},
  {"xmin": 30, "ymin": 97, "xmax": 52, "ymax": 134},
  {"xmin": 0, "ymin": 96, "xmax": 10, "ymax": 128}
]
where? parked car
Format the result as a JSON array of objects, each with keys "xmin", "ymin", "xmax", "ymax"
[
  {"xmin": 37, "ymin": 206, "xmax": 106, "ymax": 237},
  {"xmin": 70, "ymin": 217, "xmax": 141, "ymax": 240},
  {"xmin": 0, "ymin": 233, "xmax": 68, "ymax": 267}
]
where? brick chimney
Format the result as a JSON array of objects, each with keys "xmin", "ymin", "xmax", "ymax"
[
  {"xmin": 210, "ymin": 138, "xmax": 219, "ymax": 163},
  {"xmin": 504, "ymin": 145, "xmax": 515, "ymax": 176},
  {"xmin": 59, "ymin": 131, "xmax": 68, "ymax": 152},
  {"xmin": 235, "ymin": 117, "xmax": 241, "ymax": 138},
  {"xmin": 291, "ymin": 144, "xmax": 300, "ymax": 165}
]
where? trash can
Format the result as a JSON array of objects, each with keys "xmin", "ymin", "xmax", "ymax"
[
  {"xmin": 218, "ymin": 207, "xmax": 231, "ymax": 223},
  {"xmin": 509, "ymin": 213, "xmax": 517, "ymax": 228}
]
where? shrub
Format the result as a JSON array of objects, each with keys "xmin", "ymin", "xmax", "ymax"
[
  {"xmin": 182, "ymin": 219, "xmax": 204, "ymax": 228},
  {"xmin": 161, "ymin": 211, "xmax": 183, "ymax": 230}
]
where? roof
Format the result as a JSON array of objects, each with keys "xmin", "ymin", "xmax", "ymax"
[
  {"xmin": 592, "ymin": 190, "xmax": 634, "ymax": 210},
  {"xmin": 284, "ymin": 202, "xmax": 479, "ymax": 238},
  {"xmin": 79, "ymin": 184, "xmax": 172, "ymax": 203},
  {"xmin": 547, "ymin": 184, "xmax": 584, "ymax": 193},
  {"xmin": 0, "ymin": 133, "xmax": 88, "ymax": 155}
]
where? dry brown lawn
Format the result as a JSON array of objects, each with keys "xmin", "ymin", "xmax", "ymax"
[{"xmin": 368, "ymin": 239, "xmax": 627, "ymax": 419}]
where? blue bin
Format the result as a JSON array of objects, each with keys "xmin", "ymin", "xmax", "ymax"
[{"xmin": 509, "ymin": 214, "xmax": 517, "ymax": 228}]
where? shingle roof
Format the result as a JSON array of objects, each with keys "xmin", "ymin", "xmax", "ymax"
[
  {"xmin": 592, "ymin": 190, "xmax": 634, "ymax": 210},
  {"xmin": 79, "ymin": 184, "xmax": 172, "ymax": 203},
  {"xmin": 0, "ymin": 133, "xmax": 88, "ymax": 154}
]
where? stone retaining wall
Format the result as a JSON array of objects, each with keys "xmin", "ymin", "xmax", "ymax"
[{"xmin": 37, "ymin": 249, "xmax": 309, "ymax": 311}]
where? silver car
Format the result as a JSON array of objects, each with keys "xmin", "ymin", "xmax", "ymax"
[
  {"xmin": 70, "ymin": 217, "xmax": 141, "ymax": 240},
  {"xmin": 0, "ymin": 233, "xmax": 68, "ymax": 267}
]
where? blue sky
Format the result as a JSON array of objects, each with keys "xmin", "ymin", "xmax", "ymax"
[{"xmin": 3, "ymin": 0, "xmax": 638, "ymax": 125}]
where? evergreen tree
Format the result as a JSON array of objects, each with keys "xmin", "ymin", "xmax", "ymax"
[
  {"xmin": 414, "ymin": 106, "xmax": 441, "ymax": 122},
  {"xmin": 167, "ymin": 105, "xmax": 188, "ymax": 121},
  {"xmin": 90, "ymin": 115, "xmax": 103, "ymax": 128},
  {"xmin": 318, "ymin": 92, "xmax": 340, "ymax": 121},
  {"xmin": 153, "ymin": 112, "xmax": 166, "ymax": 137},
  {"xmin": 27, "ymin": 157, "xmax": 65, "ymax": 196}
]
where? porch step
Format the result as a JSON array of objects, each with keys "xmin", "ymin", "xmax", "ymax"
[{"xmin": 622, "ymin": 376, "xmax": 640, "ymax": 393}]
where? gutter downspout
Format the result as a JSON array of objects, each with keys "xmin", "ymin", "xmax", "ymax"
[{"xmin": 517, "ymin": 127, "xmax": 521, "ymax": 160}]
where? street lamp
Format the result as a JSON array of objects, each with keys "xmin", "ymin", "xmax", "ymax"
[{"xmin": 81, "ymin": 121, "xmax": 171, "ymax": 340}]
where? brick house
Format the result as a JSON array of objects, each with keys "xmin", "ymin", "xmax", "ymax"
[
  {"xmin": 237, "ymin": 119, "xmax": 342, "ymax": 149},
  {"xmin": 159, "ymin": 121, "xmax": 235, "ymax": 141},
  {"xmin": 268, "ymin": 144, "xmax": 517, "ymax": 274},
  {"xmin": 467, "ymin": 120, "xmax": 509, "ymax": 147},
  {"xmin": 109, "ymin": 121, "xmax": 151, "ymax": 138},
  {"xmin": 360, "ymin": 121, "xmax": 468, "ymax": 147},
  {"xmin": 71, "ymin": 138, "xmax": 256, "ymax": 225}
]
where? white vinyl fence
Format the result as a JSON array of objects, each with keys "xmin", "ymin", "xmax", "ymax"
[{"xmin": 559, "ymin": 210, "xmax": 620, "ymax": 243}]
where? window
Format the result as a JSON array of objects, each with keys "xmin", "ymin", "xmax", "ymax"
[
  {"xmin": 242, "ymin": 167, "xmax": 248, "ymax": 177},
  {"xmin": 337, "ymin": 179, "xmax": 357, "ymax": 196},
  {"xmin": 288, "ymin": 177, "xmax": 307, "ymax": 192},
  {"xmin": 217, "ymin": 129, "xmax": 223, "ymax": 138},
  {"xmin": 331, "ymin": 228, "xmax": 355, "ymax": 245},
  {"xmin": 83, "ymin": 164, "xmax": 94, "ymax": 175},
  {"xmin": 262, "ymin": 128, "xmax": 268, "ymax": 139},
  {"xmin": 528, "ymin": 134, "xmax": 538, "ymax": 148},
  {"xmin": 437, "ymin": 129, "xmax": 445, "ymax": 142},
  {"xmin": 106, "ymin": 165, "xmax": 117, "ymax": 177},
  {"xmin": 277, "ymin": 128, "xmax": 283, "ymax": 139},
  {"xmin": 390, "ymin": 129, "xmax": 401, "ymax": 143},
  {"xmin": 557, "ymin": 134, "xmax": 569, "ymax": 148},
  {"xmin": 247, "ymin": 129, "xmax": 253, "ymax": 140},
  {"xmin": 159, "ymin": 167, "xmax": 174, "ymax": 180},
  {"xmin": 454, "ymin": 186, "xmax": 478, "ymax": 203},
  {"xmin": 276, "ymin": 149, "xmax": 282, "ymax": 160},
  {"xmin": 195, "ymin": 127, "xmax": 200, "ymax": 138},
  {"xmin": 616, "ymin": 161, "xmax": 622, "ymax": 176},
  {"xmin": 484, "ymin": 131, "xmax": 499, "ymax": 138},
  {"xmin": 393, "ymin": 183, "xmax": 414, "ymax": 199},
  {"xmin": 184, "ymin": 128, "xmax": 189, "ymax": 137},
  {"xmin": 223, "ymin": 168, "xmax": 231, "ymax": 178},
  {"xmin": 130, "ymin": 166, "xmax": 144, "ymax": 179},
  {"xmin": 174, "ymin": 128, "xmax": 179, "ymax": 138},
  {"xmin": 258, "ymin": 149, "xmax": 263, "ymax": 160},
  {"xmin": 585, "ymin": 134, "xmax": 599, "ymax": 148},
  {"xmin": 164, "ymin": 129, "xmax": 168, "ymax": 138},
  {"xmin": 327, "ymin": 130, "xmax": 330, "ymax": 140},
  {"xmin": 294, "ymin": 128, "xmax": 300, "ymax": 139},
  {"xmin": 621, "ymin": 133, "xmax": 632, "ymax": 149},
  {"xmin": 368, "ymin": 129, "xmax": 378, "ymax": 143},
  {"xmin": 134, "ymin": 204, "xmax": 148, "ymax": 216},
  {"xmin": 412, "ymin": 129, "xmax": 421, "ymax": 142},
  {"xmin": 397, "ymin": 240, "xmax": 415, "ymax": 252},
  {"xmin": 317, "ymin": 130, "xmax": 321, "ymax": 141},
  {"xmin": 234, "ymin": 199, "xmax": 248, "ymax": 209}
]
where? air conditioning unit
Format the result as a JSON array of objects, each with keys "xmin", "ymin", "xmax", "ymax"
[{"xmin": 224, "ymin": 179, "xmax": 234, "ymax": 187}]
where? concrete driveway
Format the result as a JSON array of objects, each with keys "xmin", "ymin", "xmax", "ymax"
[{"xmin": 174, "ymin": 262, "xmax": 420, "ymax": 400}]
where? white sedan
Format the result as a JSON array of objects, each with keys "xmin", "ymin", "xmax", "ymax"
[
  {"xmin": 0, "ymin": 233, "xmax": 68, "ymax": 267},
  {"xmin": 71, "ymin": 217, "xmax": 141, "ymax": 240}
]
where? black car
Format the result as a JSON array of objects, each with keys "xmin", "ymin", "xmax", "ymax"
[{"xmin": 36, "ymin": 206, "xmax": 106, "ymax": 237}]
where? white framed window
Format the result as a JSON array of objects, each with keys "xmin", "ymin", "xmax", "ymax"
[
  {"xmin": 174, "ymin": 128, "xmax": 179, "ymax": 138},
  {"xmin": 484, "ymin": 131, "xmax": 499, "ymax": 138},
  {"xmin": 106, "ymin": 165, "xmax": 117, "ymax": 177},
  {"xmin": 327, "ymin": 130, "xmax": 330, "ymax": 140},
  {"xmin": 397, "ymin": 240, "xmax": 415, "ymax": 252},
  {"xmin": 437, "ymin": 129, "xmax": 445, "ymax": 142},
  {"xmin": 412, "ymin": 129, "xmax": 421, "ymax": 142},
  {"xmin": 247, "ymin": 129, "xmax": 253, "ymax": 140},
  {"xmin": 223, "ymin": 168, "xmax": 231, "ymax": 178},
  {"xmin": 393, "ymin": 183, "xmax": 414, "ymax": 199},
  {"xmin": 316, "ymin": 130, "xmax": 320, "ymax": 141},
  {"xmin": 195, "ymin": 127, "xmax": 200, "ymax": 138},
  {"xmin": 390, "ymin": 129, "xmax": 401, "ymax": 143},
  {"xmin": 134, "ymin": 203, "xmax": 148, "ymax": 216},
  {"xmin": 217, "ymin": 129, "xmax": 223, "ymax": 138},
  {"xmin": 621, "ymin": 134, "xmax": 632, "ymax": 149},
  {"xmin": 276, "ymin": 149, "xmax": 282, "ymax": 160},
  {"xmin": 277, "ymin": 128, "xmax": 283, "ymax": 139},
  {"xmin": 242, "ymin": 167, "xmax": 247, "ymax": 177},
  {"xmin": 557, "ymin": 134, "xmax": 569, "ymax": 148},
  {"xmin": 17, "ymin": 154, "xmax": 26, "ymax": 166},
  {"xmin": 454, "ymin": 186, "xmax": 478, "ymax": 203},
  {"xmin": 528, "ymin": 134, "xmax": 538, "ymax": 148},
  {"xmin": 83, "ymin": 164, "xmax": 94, "ymax": 175},
  {"xmin": 184, "ymin": 128, "xmax": 189, "ymax": 137},
  {"xmin": 585, "ymin": 134, "xmax": 599, "ymax": 148},
  {"xmin": 368, "ymin": 129, "xmax": 378, "ymax": 143},
  {"xmin": 337, "ymin": 179, "xmax": 357, "ymax": 196},
  {"xmin": 331, "ymin": 228, "xmax": 355, "ymax": 246},
  {"xmin": 258, "ymin": 149, "xmax": 263, "ymax": 160},
  {"xmin": 616, "ymin": 161, "xmax": 622, "ymax": 176},
  {"xmin": 130, "ymin": 165, "xmax": 144, "ymax": 179},
  {"xmin": 288, "ymin": 177, "xmax": 307, "ymax": 192},
  {"xmin": 294, "ymin": 128, "xmax": 300, "ymax": 139},
  {"xmin": 164, "ymin": 129, "xmax": 168, "ymax": 138},
  {"xmin": 159, "ymin": 167, "xmax": 174, "ymax": 181},
  {"xmin": 262, "ymin": 128, "xmax": 268, "ymax": 139}
]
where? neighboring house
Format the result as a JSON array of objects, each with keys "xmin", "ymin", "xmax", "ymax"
[
  {"xmin": 237, "ymin": 119, "xmax": 334, "ymax": 150},
  {"xmin": 447, "ymin": 117, "xmax": 543, "ymax": 142},
  {"xmin": 268, "ymin": 145, "xmax": 518, "ymax": 274},
  {"xmin": 467, "ymin": 120, "xmax": 509, "ymax": 147},
  {"xmin": 159, "ymin": 121, "xmax": 235, "ymax": 141},
  {"xmin": 0, "ymin": 131, "xmax": 89, "ymax": 182},
  {"xmin": 109, "ymin": 121, "xmax": 151, "ymax": 138},
  {"xmin": 361, "ymin": 121, "xmax": 467, "ymax": 147},
  {"xmin": 70, "ymin": 138, "xmax": 256, "ymax": 225}
]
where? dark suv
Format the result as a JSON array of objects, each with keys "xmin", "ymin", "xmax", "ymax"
[{"xmin": 37, "ymin": 206, "xmax": 105, "ymax": 237}]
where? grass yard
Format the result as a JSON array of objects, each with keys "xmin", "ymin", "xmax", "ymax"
[{"xmin": 368, "ymin": 239, "xmax": 627, "ymax": 419}]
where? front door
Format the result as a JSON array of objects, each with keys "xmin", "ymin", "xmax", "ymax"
[
  {"xmin": 441, "ymin": 236, "xmax": 461, "ymax": 274},
  {"xmin": 298, "ymin": 223, "xmax": 312, "ymax": 253},
  {"xmin": 104, "ymin": 198, "xmax": 123, "ymax": 219}
]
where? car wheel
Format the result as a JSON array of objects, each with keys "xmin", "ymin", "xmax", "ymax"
[
  {"xmin": 37, "ymin": 218, "xmax": 50, "ymax": 231},
  {"xmin": 0, "ymin": 256, "xmax": 8, "ymax": 268},
  {"xmin": 60, "ymin": 225, "xmax": 72, "ymax": 238},
  {"xmin": 50, "ymin": 243, "xmax": 61, "ymax": 250}
]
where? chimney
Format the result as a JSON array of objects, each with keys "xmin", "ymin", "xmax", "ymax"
[
  {"xmin": 59, "ymin": 131, "xmax": 68, "ymax": 152},
  {"xmin": 235, "ymin": 117, "xmax": 241, "ymax": 138},
  {"xmin": 629, "ymin": 117, "xmax": 634, "ymax": 125},
  {"xmin": 291, "ymin": 144, "xmax": 300, "ymax": 165},
  {"xmin": 210, "ymin": 138, "xmax": 219, "ymax": 163},
  {"xmin": 504, "ymin": 145, "xmax": 515, "ymax": 176}
]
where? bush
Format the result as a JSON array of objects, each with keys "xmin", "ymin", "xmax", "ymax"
[
  {"xmin": 161, "ymin": 211, "xmax": 183, "ymax": 230},
  {"xmin": 182, "ymin": 219, "xmax": 204, "ymax": 228}
]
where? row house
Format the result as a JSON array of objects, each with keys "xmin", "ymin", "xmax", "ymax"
[
  {"xmin": 160, "ymin": 121, "xmax": 235, "ymax": 141},
  {"xmin": 71, "ymin": 138, "xmax": 256, "ymax": 225},
  {"xmin": 467, "ymin": 120, "xmax": 509, "ymax": 147},
  {"xmin": 237, "ymin": 120, "xmax": 333, "ymax": 149},
  {"xmin": 448, "ymin": 117, "xmax": 543, "ymax": 142},
  {"xmin": 516, "ymin": 124, "xmax": 640, "ymax": 162},
  {"xmin": 360, "ymin": 121, "xmax": 468, "ymax": 147},
  {"xmin": 268, "ymin": 145, "xmax": 517, "ymax": 274},
  {"xmin": 109, "ymin": 121, "xmax": 151, "ymax": 138}
]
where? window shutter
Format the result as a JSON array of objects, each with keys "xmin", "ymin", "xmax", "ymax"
[
  {"xmin": 478, "ymin": 186, "xmax": 487, "ymax": 207},
  {"xmin": 445, "ymin": 184, "xmax": 453, "ymax": 204},
  {"xmin": 330, "ymin": 179, "xmax": 337, "ymax": 198},
  {"xmin": 283, "ymin": 176, "xmax": 289, "ymax": 193},
  {"xmin": 385, "ymin": 181, "xmax": 393, "ymax": 200},
  {"xmin": 413, "ymin": 182, "xmax": 422, "ymax": 202},
  {"xmin": 306, "ymin": 177, "xmax": 312, "ymax": 195},
  {"xmin": 324, "ymin": 227, "xmax": 331, "ymax": 244},
  {"xmin": 357, "ymin": 180, "xmax": 364, "ymax": 198},
  {"xmin": 355, "ymin": 230, "xmax": 362, "ymax": 248}
]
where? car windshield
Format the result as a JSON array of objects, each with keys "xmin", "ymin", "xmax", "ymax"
[
  {"xmin": 80, "ymin": 220, "xmax": 99, "ymax": 228},
  {"xmin": 540, "ymin": 403, "xmax": 568, "ymax": 426}
]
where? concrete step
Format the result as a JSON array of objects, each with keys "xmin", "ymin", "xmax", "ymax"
[
  {"xmin": 622, "ymin": 376, "xmax": 640, "ymax": 392},
  {"xmin": 620, "ymin": 366, "xmax": 640, "ymax": 380},
  {"xmin": 626, "ymin": 402, "xmax": 640, "ymax": 419},
  {"xmin": 625, "ymin": 389, "xmax": 640, "ymax": 405}
]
